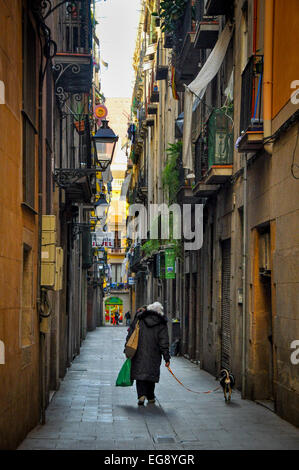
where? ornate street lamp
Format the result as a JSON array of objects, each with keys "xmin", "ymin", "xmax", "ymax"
[
  {"xmin": 94, "ymin": 193, "xmax": 109, "ymax": 219},
  {"xmin": 92, "ymin": 120, "xmax": 118, "ymax": 170}
]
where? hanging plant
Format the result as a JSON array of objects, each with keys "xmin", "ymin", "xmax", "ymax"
[
  {"xmin": 159, "ymin": 0, "xmax": 189, "ymax": 33},
  {"xmin": 142, "ymin": 239, "xmax": 160, "ymax": 257},
  {"xmin": 162, "ymin": 141, "xmax": 182, "ymax": 204},
  {"xmin": 142, "ymin": 225, "xmax": 183, "ymax": 260}
]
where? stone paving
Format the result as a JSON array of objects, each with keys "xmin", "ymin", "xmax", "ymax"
[{"xmin": 18, "ymin": 326, "xmax": 299, "ymax": 450}]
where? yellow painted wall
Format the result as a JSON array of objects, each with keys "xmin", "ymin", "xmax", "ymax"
[{"xmin": 0, "ymin": 1, "xmax": 40, "ymax": 449}]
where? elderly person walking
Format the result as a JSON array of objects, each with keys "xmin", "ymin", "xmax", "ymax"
[{"xmin": 125, "ymin": 302, "xmax": 170, "ymax": 405}]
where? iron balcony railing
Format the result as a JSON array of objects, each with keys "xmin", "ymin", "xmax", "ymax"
[
  {"xmin": 208, "ymin": 108, "xmax": 234, "ymax": 167},
  {"xmin": 130, "ymin": 244, "xmax": 142, "ymax": 269},
  {"xmin": 58, "ymin": 0, "xmax": 92, "ymax": 54},
  {"xmin": 110, "ymin": 282, "xmax": 129, "ymax": 290},
  {"xmin": 53, "ymin": 111, "xmax": 96, "ymax": 201},
  {"xmin": 174, "ymin": 0, "xmax": 196, "ymax": 59},
  {"xmin": 194, "ymin": 136, "xmax": 209, "ymax": 182},
  {"xmin": 240, "ymin": 55, "xmax": 264, "ymax": 134},
  {"xmin": 194, "ymin": 108, "xmax": 233, "ymax": 182},
  {"xmin": 60, "ymin": 112, "xmax": 93, "ymax": 169}
]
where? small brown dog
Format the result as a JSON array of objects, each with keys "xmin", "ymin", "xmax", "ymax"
[{"xmin": 218, "ymin": 369, "xmax": 235, "ymax": 402}]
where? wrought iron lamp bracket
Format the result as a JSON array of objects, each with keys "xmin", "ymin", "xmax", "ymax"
[{"xmin": 54, "ymin": 168, "xmax": 96, "ymax": 189}]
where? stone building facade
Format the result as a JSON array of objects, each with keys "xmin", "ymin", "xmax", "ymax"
[{"xmin": 128, "ymin": 0, "xmax": 299, "ymax": 427}]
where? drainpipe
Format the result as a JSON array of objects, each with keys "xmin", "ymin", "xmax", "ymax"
[
  {"xmin": 263, "ymin": 0, "xmax": 274, "ymax": 155},
  {"xmin": 242, "ymin": 153, "xmax": 247, "ymax": 399}
]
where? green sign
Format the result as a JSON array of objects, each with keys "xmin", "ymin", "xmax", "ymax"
[
  {"xmin": 105, "ymin": 297, "xmax": 123, "ymax": 305},
  {"xmin": 165, "ymin": 248, "xmax": 176, "ymax": 279}
]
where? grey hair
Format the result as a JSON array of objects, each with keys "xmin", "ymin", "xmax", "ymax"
[{"xmin": 147, "ymin": 301, "xmax": 164, "ymax": 316}]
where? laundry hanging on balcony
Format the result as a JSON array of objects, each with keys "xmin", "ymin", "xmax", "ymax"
[{"xmin": 182, "ymin": 22, "xmax": 234, "ymax": 171}]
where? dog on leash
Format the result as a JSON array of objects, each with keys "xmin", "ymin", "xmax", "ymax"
[{"xmin": 218, "ymin": 369, "xmax": 235, "ymax": 402}]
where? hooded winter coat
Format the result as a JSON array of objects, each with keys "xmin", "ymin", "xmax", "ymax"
[{"xmin": 125, "ymin": 305, "xmax": 170, "ymax": 383}]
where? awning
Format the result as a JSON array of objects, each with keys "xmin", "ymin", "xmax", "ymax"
[{"xmin": 182, "ymin": 22, "xmax": 234, "ymax": 171}]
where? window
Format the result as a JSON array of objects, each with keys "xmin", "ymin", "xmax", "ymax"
[
  {"xmin": 111, "ymin": 264, "xmax": 121, "ymax": 283},
  {"xmin": 22, "ymin": 12, "xmax": 37, "ymax": 209}
]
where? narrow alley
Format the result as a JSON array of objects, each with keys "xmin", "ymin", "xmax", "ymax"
[
  {"xmin": 18, "ymin": 326, "xmax": 299, "ymax": 451},
  {"xmin": 1, "ymin": 0, "xmax": 299, "ymax": 451}
]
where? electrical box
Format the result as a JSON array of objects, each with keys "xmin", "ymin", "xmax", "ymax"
[
  {"xmin": 42, "ymin": 215, "xmax": 56, "ymax": 232},
  {"xmin": 54, "ymin": 247, "xmax": 64, "ymax": 291},
  {"xmin": 41, "ymin": 244, "xmax": 56, "ymax": 263},
  {"xmin": 41, "ymin": 261, "xmax": 56, "ymax": 287},
  {"xmin": 41, "ymin": 215, "xmax": 57, "ymax": 289},
  {"xmin": 42, "ymin": 230, "xmax": 56, "ymax": 246}
]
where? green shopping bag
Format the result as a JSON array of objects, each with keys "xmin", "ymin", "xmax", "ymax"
[{"xmin": 116, "ymin": 358, "xmax": 133, "ymax": 387}]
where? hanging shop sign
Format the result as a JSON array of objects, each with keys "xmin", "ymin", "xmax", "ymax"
[
  {"xmin": 92, "ymin": 231, "xmax": 114, "ymax": 248},
  {"xmin": 128, "ymin": 277, "xmax": 135, "ymax": 285},
  {"xmin": 94, "ymin": 104, "xmax": 108, "ymax": 125},
  {"xmin": 165, "ymin": 247, "xmax": 176, "ymax": 279}
]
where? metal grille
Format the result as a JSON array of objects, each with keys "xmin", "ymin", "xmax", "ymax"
[
  {"xmin": 240, "ymin": 55, "xmax": 263, "ymax": 133},
  {"xmin": 173, "ymin": 0, "xmax": 194, "ymax": 60},
  {"xmin": 59, "ymin": 1, "xmax": 90, "ymax": 53},
  {"xmin": 194, "ymin": 136, "xmax": 208, "ymax": 183},
  {"xmin": 221, "ymin": 239, "xmax": 231, "ymax": 370}
]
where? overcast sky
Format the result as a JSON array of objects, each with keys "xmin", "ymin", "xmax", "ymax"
[{"xmin": 95, "ymin": 0, "xmax": 141, "ymax": 98}]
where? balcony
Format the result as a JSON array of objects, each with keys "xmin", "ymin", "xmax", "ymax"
[
  {"xmin": 194, "ymin": 1, "xmax": 219, "ymax": 49},
  {"xmin": 205, "ymin": 0, "xmax": 233, "ymax": 16},
  {"xmin": 130, "ymin": 244, "xmax": 146, "ymax": 273},
  {"xmin": 138, "ymin": 173, "xmax": 148, "ymax": 201},
  {"xmin": 147, "ymin": 102, "xmax": 158, "ymax": 115},
  {"xmin": 238, "ymin": 55, "xmax": 264, "ymax": 153},
  {"xmin": 173, "ymin": 1, "xmax": 200, "ymax": 90},
  {"xmin": 193, "ymin": 109, "xmax": 233, "ymax": 192},
  {"xmin": 109, "ymin": 248, "xmax": 127, "ymax": 255},
  {"xmin": 53, "ymin": 113, "xmax": 94, "ymax": 203},
  {"xmin": 155, "ymin": 41, "xmax": 168, "ymax": 80},
  {"xmin": 53, "ymin": 1, "xmax": 92, "ymax": 104},
  {"xmin": 176, "ymin": 153, "xmax": 196, "ymax": 204},
  {"xmin": 193, "ymin": 136, "xmax": 218, "ymax": 196},
  {"xmin": 205, "ymin": 109, "xmax": 233, "ymax": 183},
  {"xmin": 110, "ymin": 282, "xmax": 129, "ymax": 293},
  {"xmin": 145, "ymin": 117, "xmax": 155, "ymax": 127},
  {"xmin": 131, "ymin": 122, "xmax": 145, "ymax": 162},
  {"xmin": 150, "ymin": 84, "xmax": 159, "ymax": 103}
]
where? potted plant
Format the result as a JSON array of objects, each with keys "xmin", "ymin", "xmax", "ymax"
[
  {"xmin": 159, "ymin": 0, "xmax": 189, "ymax": 34},
  {"xmin": 72, "ymin": 102, "xmax": 85, "ymax": 134}
]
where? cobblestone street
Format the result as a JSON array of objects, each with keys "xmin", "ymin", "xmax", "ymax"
[{"xmin": 18, "ymin": 326, "xmax": 299, "ymax": 450}]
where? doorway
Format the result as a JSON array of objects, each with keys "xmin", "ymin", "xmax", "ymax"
[
  {"xmin": 255, "ymin": 224, "xmax": 274, "ymax": 402},
  {"xmin": 104, "ymin": 297, "xmax": 123, "ymax": 325}
]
